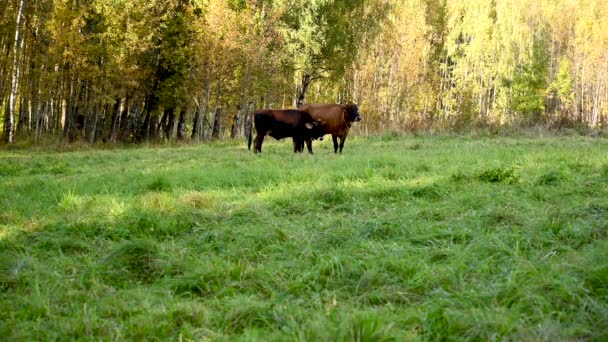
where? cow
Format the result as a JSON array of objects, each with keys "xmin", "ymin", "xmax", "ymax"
[
  {"xmin": 247, "ymin": 109, "xmax": 325, "ymax": 154},
  {"xmin": 297, "ymin": 103, "xmax": 362, "ymax": 153}
]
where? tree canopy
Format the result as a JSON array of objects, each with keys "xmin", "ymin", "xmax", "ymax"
[{"xmin": 1, "ymin": 0, "xmax": 607, "ymax": 144}]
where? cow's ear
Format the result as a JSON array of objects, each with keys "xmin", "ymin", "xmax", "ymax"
[{"xmin": 305, "ymin": 123, "xmax": 314, "ymax": 129}]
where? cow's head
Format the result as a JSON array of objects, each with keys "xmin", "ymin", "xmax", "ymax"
[
  {"xmin": 345, "ymin": 103, "xmax": 362, "ymax": 123},
  {"xmin": 305, "ymin": 120, "xmax": 326, "ymax": 140}
]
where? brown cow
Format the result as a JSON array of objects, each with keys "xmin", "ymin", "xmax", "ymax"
[
  {"xmin": 298, "ymin": 103, "xmax": 361, "ymax": 153},
  {"xmin": 248, "ymin": 109, "xmax": 325, "ymax": 154}
]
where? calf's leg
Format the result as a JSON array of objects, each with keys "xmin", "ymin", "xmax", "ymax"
[
  {"xmin": 293, "ymin": 138, "xmax": 304, "ymax": 153},
  {"xmin": 305, "ymin": 137, "xmax": 313, "ymax": 154}
]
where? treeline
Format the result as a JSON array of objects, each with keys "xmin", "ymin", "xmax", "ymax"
[{"xmin": 1, "ymin": 0, "xmax": 607, "ymax": 144}]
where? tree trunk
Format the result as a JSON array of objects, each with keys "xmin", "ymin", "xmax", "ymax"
[
  {"xmin": 149, "ymin": 114, "xmax": 160, "ymax": 141},
  {"xmin": 164, "ymin": 107, "xmax": 176, "ymax": 139},
  {"xmin": 176, "ymin": 107, "xmax": 186, "ymax": 140},
  {"xmin": 5, "ymin": 0, "xmax": 25, "ymax": 143},
  {"xmin": 244, "ymin": 101, "xmax": 254, "ymax": 147},
  {"xmin": 212, "ymin": 107, "xmax": 222, "ymax": 139},
  {"xmin": 238, "ymin": 56, "xmax": 251, "ymax": 137},
  {"xmin": 35, "ymin": 100, "xmax": 47, "ymax": 143},
  {"xmin": 139, "ymin": 81, "xmax": 159, "ymax": 141},
  {"xmin": 118, "ymin": 96, "xmax": 130, "ymax": 141},
  {"xmin": 89, "ymin": 103, "xmax": 100, "ymax": 144},
  {"xmin": 0, "ymin": 40, "xmax": 12, "ymax": 113},
  {"xmin": 156, "ymin": 109, "xmax": 167, "ymax": 139},
  {"xmin": 17, "ymin": 96, "xmax": 27, "ymax": 135},
  {"xmin": 140, "ymin": 109, "xmax": 151, "ymax": 141},
  {"xmin": 192, "ymin": 65, "xmax": 211, "ymax": 141},
  {"xmin": 296, "ymin": 74, "xmax": 313, "ymax": 107},
  {"xmin": 94, "ymin": 104, "xmax": 106, "ymax": 143},
  {"xmin": 30, "ymin": 69, "xmax": 41, "ymax": 140},
  {"xmin": 62, "ymin": 77, "xmax": 77, "ymax": 142},
  {"xmin": 109, "ymin": 98, "xmax": 121, "ymax": 142},
  {"xmin": 230, "ymin": 110, "xmax": 239, "ymax": 139},
  {"xmin": 191, "ymin": 110, "xmax": 201, "ymax": 140},
  {"xmin": 191, "ymin": 104, "xmax": 202, "ymax": 141}
]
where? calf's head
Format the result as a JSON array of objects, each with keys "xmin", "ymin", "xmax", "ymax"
[
  {"xmin": 345, "ymin": 103, "xmax": 362, "ymax": 122},
  {"xmin": 305, "ymin": 120, "xmax": 326, "ymax": 140}
]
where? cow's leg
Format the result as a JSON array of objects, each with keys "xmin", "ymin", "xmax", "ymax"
[
  {"xmin": 339, "ymin": 132, "xmax": 348, "ymax": 153},
  {"xmin": 305, "ymin": 137, "xmax": 313, "ymax": 154},
  {"xmin": 332, "ymin": 135, "xmax": 339, "ymax": 153},
  {"xmin": 293, "ymin": 137, "xmax": 304, "ymax": 153},
  {"xmin": 254, "ymin": 134, "xmax": 265, "ymax": 153}
]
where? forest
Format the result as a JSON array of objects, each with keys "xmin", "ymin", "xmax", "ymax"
[{"xmin": 1, "ymin": 0, "xmax": 607, "ymax": 144}]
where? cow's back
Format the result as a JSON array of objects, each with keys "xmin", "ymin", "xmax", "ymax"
[
  {"xmin": 299, "ymin": 104, "xmax": 342, "ymax": 120},
  {"xmin": 298, "ymin": 103, "xmax": 350, "ymax": 135},
  {"xmin": 300, "ymin": 104, "xmax": 347, "ymax": 134}
]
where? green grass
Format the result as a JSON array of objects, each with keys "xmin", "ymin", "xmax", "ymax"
[{"xmin": 1, "ymin": 135, "xmax": 608, "ymax": 340}]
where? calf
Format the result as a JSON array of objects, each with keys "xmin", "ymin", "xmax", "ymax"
[
  {"xmin": 248, "ymin": 109, "xmax": 324, "ymax": 154},
  {"xmin": 297, "ymin": 103, "xmax": 361, "ymax": 153}
]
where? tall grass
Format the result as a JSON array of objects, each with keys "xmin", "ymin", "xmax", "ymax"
[{"xmin": 1, "ymin": 135, "xmax": 607, "ymax": 340}]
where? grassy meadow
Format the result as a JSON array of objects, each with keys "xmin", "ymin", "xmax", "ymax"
[{"xmin": 1, "ymin": 134, "xmax": 608, "ymax": 340}]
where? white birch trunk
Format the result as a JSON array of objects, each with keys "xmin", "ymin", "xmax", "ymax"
[{"xmin": 6, "ymin": 0, "xmax": 25, "ymax": 143}]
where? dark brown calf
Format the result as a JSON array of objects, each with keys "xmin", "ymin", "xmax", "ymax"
[
  {"xmin": 248, "ymin": 109, "xmax": 324, "ymax": 154},
  {"xmin": 297, "ymin": 103, "xmax": 361, "ymax": 153}
]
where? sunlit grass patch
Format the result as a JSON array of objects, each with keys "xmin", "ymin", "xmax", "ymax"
[
  {"xmin": 178, "ymin": 191, "xmax": 216, "ymax": 209},
  {"xmin": 57, "ymin": 190, "xmax": 85, "ymax": 213},
  {"xmin": 476, "ymin": 166, "xmax": 520, "ymax": 184},
  {"xmin": 140, "ymin": 191, "xmax": 177, "ymax": 213}
]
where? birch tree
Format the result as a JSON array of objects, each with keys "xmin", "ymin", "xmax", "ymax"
[{"xmin": 4, "ymin": 0, "xmax": 24, "ymax": 143}]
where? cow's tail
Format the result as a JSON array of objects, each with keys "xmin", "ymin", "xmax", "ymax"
[{"xmin": 247, "ymin": 111, "xmax": 253, "ymax": 150}]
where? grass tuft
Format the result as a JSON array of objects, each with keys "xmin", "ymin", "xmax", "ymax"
[
  {"xmin": 146, "ymin": 176, "xmax": 173, "ymax": 192},
  {"xmin": 33, "ymin": 233, "xmax": 91, "ymax": 253},
  {"xmin": 482, "ymin": 207, "xmax": 524, "ymax": 228},
  {"xmin": 344, "ymin": 312, "xmax": 396, "ymax": 341},
  {"xmin": 358, "ymin": 219, "xmax": 404, "ymax": 240},
  {"xmin": 477, "ymin": 166, "xmax": 520, "ymax": 184},
  {"xmin": 222, "ymin": 297, "xmax": 275, "ymax": 333},
  {"xmin": 0, "ymin": 162, "xmax": 22, "ymax": 176},
  {"xmin": 601, "ymin": 163, "xmax": 608, "ymax": 178},
  {"xmin": 0, "ymin": 252, "xmax": 34, "ymax": 291},
  {"xmin": 450, "ymin": 170, "xmax": 472, "ymax": 182},
  {"xmin": 411, "ymin": 183, "xmax": 446, "ymax": 199},
  {"xmin": 536, "ymin": 170, "xmax": 565, "ymax": 185},
  {"xmin": 101, "ymin": 240, "xmax": 168, "ymax": 284}
]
